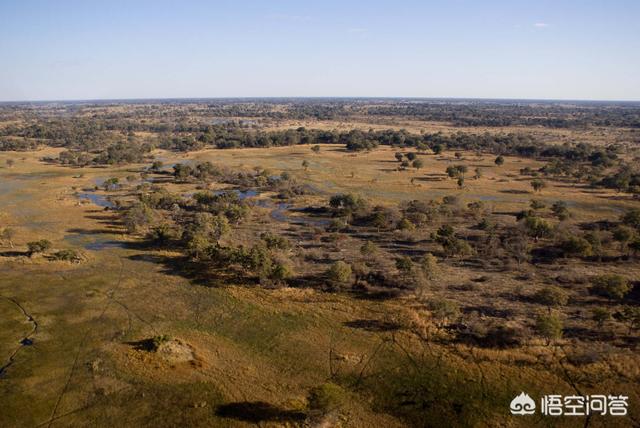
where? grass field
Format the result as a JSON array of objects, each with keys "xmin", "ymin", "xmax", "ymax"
[{"xmin": 1, "ymin": 145, "xmax": 639, "ymax": 427}]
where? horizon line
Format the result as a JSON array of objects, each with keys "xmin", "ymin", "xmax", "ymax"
[{"xmin": 1, "ymin": 96, "xmax": 640, "ymax": 105}]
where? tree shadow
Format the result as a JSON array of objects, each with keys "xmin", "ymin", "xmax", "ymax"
[{"xmin": 215, "ymin": 401, "xmax": 306, "ymax": 423}]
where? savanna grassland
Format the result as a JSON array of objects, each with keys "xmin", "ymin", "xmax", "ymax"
[{"xmin": 1, "ymin": 99, "xmax": 640, "ymax": 427}]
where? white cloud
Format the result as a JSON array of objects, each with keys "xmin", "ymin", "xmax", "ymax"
[{"xmin": 533, "ymin": 23, "xmax": 549, "ymax": 28}]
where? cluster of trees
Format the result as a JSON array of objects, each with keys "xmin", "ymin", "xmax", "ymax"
[{"xmin": 0, "ymin": 138, "xmax": 39, "ymax": 151}]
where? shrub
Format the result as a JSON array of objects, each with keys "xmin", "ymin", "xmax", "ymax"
[
  {"xmin": 27, "ymin": 239, "xmax": 52, "ymax": 256},
  {"xmin": 426, "ymin": 298, "xmax": 460, "ymax": 326},
  {"xmin": 592, "ymin": 308, "xmax": 611, "ymax": 327},
  {"xmin": 151, "ymin": 334, "xmax": 171, "ymax": 351},
  {"xmin": 533, "ymin": 286, "xmax": 569, "ymax": 309},
  {"xmin": 307, "ymin": 383, "xmax": 347, "ymax": 414},
  {"xmin": 52, "ymin": 249, "xmax": 82, "ymax": 263},
  {"xmin": 326, "ymin": 261, "xmax": 352, "ymax": 286},
  {"xmin": 621, "ymin": 209, "xmax": 640, "ymax": 229},
  {"xmin": 535, "ymin": 313, "xmax": 563, "ymax": 345},
  {"xmin": 559, "ymin": 236, "xmax": 592, "ymax": 258},
  {"xmin": 531, "ymin": 179, "xmax": 547, "ymax": 193},
  {"xmin": 360, "ymin": 241, "xmax": 378, "ymax": 258},
  {"xmin": 590, "ymin": 275, "xmax": 631, "ymax": 300}
]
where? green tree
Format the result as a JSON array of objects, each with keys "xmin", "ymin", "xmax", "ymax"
[
  {"xmin": 560, "ymin": 236, "xmax": 593, "ymax": 258},
  {"xmin": 494, "ymin": 155, "xmax": 505, "ymax": 166},
  {"xmin": 0, "ymin": 227, "xmax": 15, "ymax": 248},
  {"xmin": 613, "ymin": 225, "xmax": 634, "ymax": 253},
  {"xmin": 535, "ymin": 312, "xmax": 563, "ymax": 345},
  {"xmin": 326, "ymin": 261, "xmax": 352, "ymax": 287},
  {"xmin": 531, "ymin": 179, "xmax": 547, "ymax": 193},
  {"xmin": 412, "ymin": 159, "xmax": 424, "ymax": 170},
  {"xmin": 533, "ymin": 286, "xmax": 569, "ymax": 312},
  {"xmin": 621, "ymin": 209, "xmax": 640, "ymax": 229},
  {"xmin": 523, "ymin": 216, "xmax": 553, "ymax": 241},
  {"xmin": 592, "ymin": 307, "xmax": 610, "ymax": 328},
  {"xmin": 27, "ymin": 239, "xmax": 52, "ymax": 256},
  {"xmin": 590, "ymin": 275, "xmax": 631, "ymax": 300},
  {"xmin": 395, "ymin": 256, "xmax": 414, "ymax": 277}
]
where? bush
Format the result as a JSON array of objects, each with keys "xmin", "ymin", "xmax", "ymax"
[
  {"xmin": 307, "ymin": 383, "xmax": 347, "ymax": 414},
  {"xmin": 52, "ymin": 249, "xmax": 82, "ymax": 263},
  {"xmin": 533, "ymin": 286, "xmax": 569, "ymax": 308},
  {"xmin": 535, "ymin": 313, "xmax": 563, "ymax": 345},
  {"xmin": 426, "ymin": 298, "xmax": 460, "ymax": 326},
  {"xmin": 27, "ymin": 239, "xmax": 52, "ymax": 256},
  {"xmin": 590, "ymin": 275, "xmax": 631, "ymax": 300},
  {"xmin": 592, "ymin": 307, "xmax": 611, "ymax": 327},
  {"xmin": 326, "ymin": 261, "xmax": 352, "ymax": 286},
  {"xmin": 559, "ymin": 236, "xmax": 593, "ymax": 257},
  {"xmin": 151, "ymin": 334, "xmax": 171, "ymax": 351}
]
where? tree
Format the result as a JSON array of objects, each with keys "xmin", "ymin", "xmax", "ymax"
[
  {"xmin": 533, "ymin": 286, "xmax": 568, "ymax": 312},
  {"xmin": 360, "ymin": 241, "xmax": 378, "ymax": 259},
  {"xmin": 613, "ymin": 225, "xmax": 634, "ymax": 252},
  {"xmin": 592, "ymin": 307, "xmax": 610, "ymax": 328},
  {"xmin": 454, "ymin": 152, "xmax": 462, "ymax": 160},
  {"xmin": 395, "ymin": 256, "xmax": 414, "ymax": 277},
  {"xmin": 27, "ymin": 239, "xmax": 52, "ymax": 256},
  {"xmin": 629, "ymin": 237, "xmax": 640, "ymax": 257},
  {"xmin": 326, "ymin": 261, "xmax": 352, "ymax": 287},
  {"xmin": 150, "ymin": 160, "xmax": 164, "ymax": 172},
  {"xmin": 504, "ymin": 233, "xmax": 530, "ymax": 266},
  {"xmin": 590, "ymin": 275, "xmax": 631, "ymax": 300},
  {"xmin": 432, "ymin": 144, "xmax": 443, "ymax": 155},
  {"xmin": 311, "ymin": 145, "xmax": 321, "ymax": 154},
  {"xmin": 302, "ymin": 160, "xmax": 309, "ymax": 171},
  {"xmin": 530, "ymin": 179, "xmax": 547, "ymax": 193},
  {"xmin": 426, "ymin": 298, "xmax": 460, "ymax": 327},
  {"xmin": 457, "ymin": 176, "xmax": 465, "ymax": 189},
  {"xmin": 307, "ymin": 383, "xmax": 346, "ymax": 416},
  {"xmin": 6, "ymin": 159, "xmax": 15, "ymax": 168},
  {"xmin": 397, "ymin": 218, "xmax": 415, "ymax": 231},
  {"xmin": 394, "ymin": 152, "xmax": 404, "ymax": 162},
  {"xmin": 186, "ymin": 212, "xmax": 230, "ymax": 258},
  {"xmin": 551, "ymin": 201, "xmax": 570, "ymax": 220},
  {"xmin": 559, "ymin": 236, "xmax": 592, "ymax": 258},
  {"xmin": 523, "ymin": 216, "xmax": 553, "ymax": 241},
  {"xmin": 419, "ymin": 253, "xmax": 439, "ymax": 281},
  {"xmin": 494, "ymin": 155, "xmax": 505, "ymax": 166},
  {"xmin": 530, "ymin": 199, "xmax": 546, "ymax": 210},
  {"xmin": 412, "ymin": 159, "xmax": 424, "ymax": 170},
  {"xmin": 406, "ymin": 152, "xmax": 417, "ymax": 161},
  {"xmin": 535, "ymin": 312, "xmax": 563, "ymax": 345},
  {"xmin": 619, "ymin": 306, "xmax": 640, "ymax": 334},
  {"xmin": 473, "ymin": 167, "xmax": 482, "ymax": 180},
  {"xmin": 148, "ymin": 223, "xmax": 175, "ymax": 247},
  {"xmin": 123, "ymin": 202, "xmax": 154, "ymax": 233},
  {"xmin": 0, "ymin": 227, "xmax": 15, "ymax": 248},
  {"xmin": 621, "ymin": 209, "xmax": 640, "ymax": 229}
]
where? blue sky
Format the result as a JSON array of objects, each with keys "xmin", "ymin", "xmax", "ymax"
[{"xmin": 0, "ymin": 0, "xmax": 638, "ymax": 101}]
